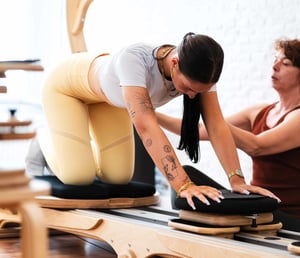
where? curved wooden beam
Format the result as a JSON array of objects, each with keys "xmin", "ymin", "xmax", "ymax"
[{"xmin": 66, "ymin": 0, "xmax": 93, "ymax": 53}]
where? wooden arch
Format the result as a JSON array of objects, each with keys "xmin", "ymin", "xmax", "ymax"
[{"xmin": 66, "ymin": 0, "xmax": 93, "ymax": 53}]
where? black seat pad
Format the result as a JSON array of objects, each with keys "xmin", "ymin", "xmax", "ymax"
[
  {"xmin": 175, "ymin": 189, "xmax": 279, "ymax": 214},
  {"xmin": 35, "ymin": 176, "xmax": 156, "ymax": 199}
]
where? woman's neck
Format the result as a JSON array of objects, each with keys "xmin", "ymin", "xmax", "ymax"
[{"xmin": 277, "ymin": 86, "xmax": 300, "ymax": 112}]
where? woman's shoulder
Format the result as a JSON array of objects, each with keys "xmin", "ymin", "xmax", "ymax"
[
  {"xmin": 120, "ymin": 42, "xmax": 156, "ymax": 55},
  {"xmin": 114, "ymin": 43, "xmax": 157, "ymax": 67}
]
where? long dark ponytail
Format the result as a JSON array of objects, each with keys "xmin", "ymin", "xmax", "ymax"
[
  {"xmin": 178, "ymin": 94, "xmax": 201, "ymax": 163},
  {"xmin": 177, "ymin": 32, "xmax": 224, "ymax": 163}
]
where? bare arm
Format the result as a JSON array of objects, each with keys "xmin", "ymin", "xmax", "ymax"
[
  {"xmin": 200, "ymin": 92, "xmax": 279, "ymax": 199},
  {"xmin": 156, "ymin": 93, "xmax": 279, "ymax": 200},
  {"xmin": 123, "ymin": 86, "xmax": 223, "ymax": 208},
  {"xmin": 156, "ymin": 104, "xmax": 266, "ymax": 139},
  {"xmin": 200, "ymin": 92, "xmax": 244, "ymax": 186},
  {"xmin": 155, "ymin": 112, "xmax": 210, "ymax": 140},
  {"xmin": 207, "ymin": 103, "xmax": 300, "ymax": 156},
  {"xmin": 228, "ymin": 109, "xmax": 300, "ymax": 156},
  {"xmin": 200, "ymin": 104, "xmax": 267, "ymax": 140},
  {"xmin": 157, "ymin": 91, "xmax": 246, "ymax": 183},
  {"xmin": 155, "ymin": 112, "xmax": 182, "ymax": 135}
]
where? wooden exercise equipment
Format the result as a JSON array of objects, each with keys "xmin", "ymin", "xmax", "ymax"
[
  {"xmin": 0, "ymin": 59, "xmax": 43, "ymax": 140},
  {"xmin": 66, "ymin": 0, "xmax": 93, "ymax": 53},
  {"xmin": 0, "ymin": 108, "xmax": 36, "ymax": 140},
  {"xmin": 0, "ymin": 59, "xmax": 43, "ymax": 78},
  {"xmin": 179, "ymin": 209, "xmax": 275, "ymax": 227},
  {"xmin": 1, "ymin": 204, "xmax": 300, "ymax": 257},
  {"xmin": 35, "ymin": 193, "xmax": 159, "ymax": 209},
  {"xmin": 0, "ymin": 168, "xmax": 50, "ymax": 258},
  {"xmin": 0, "ymin": 86, "xmax": 7, "ymax": 93},
  {"xmin": 0, "ymin": 54, "xmax": 48, "ymax": 257}
]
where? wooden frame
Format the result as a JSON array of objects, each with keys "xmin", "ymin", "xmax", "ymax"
[
  {"xmin": 66, "ymin": 0, "xmax": 93, "ymax": 53},
  {"xmin": 0, "ymin": 170, "xmax": 50, "ymax": 258},
  {"xmin": 1, "ymin": 206, "xmax": 299, "ymax": 257}
]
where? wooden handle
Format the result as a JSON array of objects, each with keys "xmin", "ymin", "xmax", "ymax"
[{"xmin": 66, "ymin": 0, "xmax": 93, "ymax": 53}]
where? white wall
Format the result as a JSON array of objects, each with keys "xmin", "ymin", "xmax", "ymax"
[
  {"xmin": 85, "ymin": 0, "xmax": 300, "ymax": 187},
  {"xmin": 0, "ymin": 0, "xmax": 68, "ymax": 107},
  {"xmin": 0, "ymin": 0, "xmax": 68, "ymax": 167}
]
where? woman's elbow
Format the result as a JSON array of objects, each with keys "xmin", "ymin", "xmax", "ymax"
[
  {"xmin": 243, "ymin": 144, "xmax": 265, "ymax": 157},
  {"xmin": 134, "ymin": 120, "xmax": 157, "ymax": 140}
]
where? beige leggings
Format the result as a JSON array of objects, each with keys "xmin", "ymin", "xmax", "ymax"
[{"xmin": 41, "ymin": 52, "xmax": 134, "ymax": 185}]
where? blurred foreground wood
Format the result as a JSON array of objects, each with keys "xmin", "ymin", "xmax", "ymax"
[{"xmin": 0, "ymin": 234, "xmax": 117, "ymax": 258}]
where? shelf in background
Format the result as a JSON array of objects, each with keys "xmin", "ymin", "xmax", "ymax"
[{"xmin": 0, "ymin": 59, "xmax": 43, "ymax": 78}]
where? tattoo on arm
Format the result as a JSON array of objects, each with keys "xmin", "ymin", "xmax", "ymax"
[
  {"xmin": 145, "ymin": 138, "xmax": 152, "ymax": 147},
  {"xmin": 163, "ymin": 145, "xmax": 171, "ymax": 153},
  {"xmin": 135, "ymin": 92, "xmax": 154, "ymax": 113},
  {"xmin": 127, "ymin": 103, "xmax": 136, "ymax": 119},
  {"xmin": 161, "ymin": 154, "xmax": 178, "ymax": 181},
  {"xmin": 127, "ymin": 92, "xmax": 153, "ymax": 119}
]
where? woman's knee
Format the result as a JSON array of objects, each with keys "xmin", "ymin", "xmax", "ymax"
[
  {"xmin": 98, "ymin": 158, "xmax": 134, "ymax": 184},
  {"xmin": 56, "ymin": 164, "xmax": 97, "ymax": 185}
]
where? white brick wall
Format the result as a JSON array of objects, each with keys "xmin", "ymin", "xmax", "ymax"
[{"xmin": 85, "ymin": 0, "xmax": 300, "ymax": 188}]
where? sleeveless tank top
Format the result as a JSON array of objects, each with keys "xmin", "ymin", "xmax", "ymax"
[{"xmin": 250, "ymin": 103, "xmax": 300, "ymax": 218}]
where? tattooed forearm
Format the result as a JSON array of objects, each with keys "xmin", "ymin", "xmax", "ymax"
[
  {"xmin": 161, "ymin": 154, "xmax": 178, "ymax": 181},
  {"xmin": 127, "ymin": 103, "xmax": 136, "ymax": 119},
  {"xmin": 144, "ymin": 138, "xmax": 152, "ymax": 147},
  {"xmin": 163, "ymin": 145, "xmax": 171, "ymax": 153}
]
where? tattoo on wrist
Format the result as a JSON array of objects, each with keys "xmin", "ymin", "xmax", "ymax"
[{"xmin": 183, "ymin": 176, "xmax": 190, "ymax": 184}]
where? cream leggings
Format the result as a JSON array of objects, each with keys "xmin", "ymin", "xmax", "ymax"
[{"xmin": 41, "ymin": 53, "xmax": 134, "ymax": 185}]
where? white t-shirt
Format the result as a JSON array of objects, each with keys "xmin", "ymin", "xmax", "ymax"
[{"xmin": 94, "ymin": 43, "xmax": 216, "ymax": 108}]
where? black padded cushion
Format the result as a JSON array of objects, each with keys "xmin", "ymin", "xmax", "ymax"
[
  {"xmin": 35, "ymin": 176, "xmax": 156, "ymax": 199},
  {"xmin": 175, "ymin": 189, "xmax": 279, "ymax": 215}
]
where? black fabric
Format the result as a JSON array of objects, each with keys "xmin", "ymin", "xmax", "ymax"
[
  {"xmin": 170, "ymin": 165, "xmax": 226, "ymax": 209},
  {"xmin": 35, "ymin": 176, "xmax": 156, "ymax": 199},
  {"xmin": 273, "ymin": 209, "xmax": 300, "ymax": 232},
  {"xmin": 173, "ymin": 165, "xmax": 279, "ymax": 214},
  {"xmin": 175, "ymin": 190, "xmax": 279, "ymax": 214},
  {"xmin": 132, "ymin": 127, "xmax": 155, "ymax": 185}
]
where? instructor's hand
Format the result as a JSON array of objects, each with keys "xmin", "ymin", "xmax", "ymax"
[{"xmin": 231, "ymin": 182, "xmax": 281, "ymax": 203}]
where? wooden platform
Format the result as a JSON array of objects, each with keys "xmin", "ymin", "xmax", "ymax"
[{"xmin": 35, "ymin": 193, "xmax": 160, "ymax": 209}]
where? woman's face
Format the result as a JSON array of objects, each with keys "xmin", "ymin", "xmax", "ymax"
[
  {"xmin": 272, "ymin": 50, "xmax": 300, "ymax": 91},
  {"xmin": 171, "ymin": 64, "xmax": 215, "ymax": 99}
]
